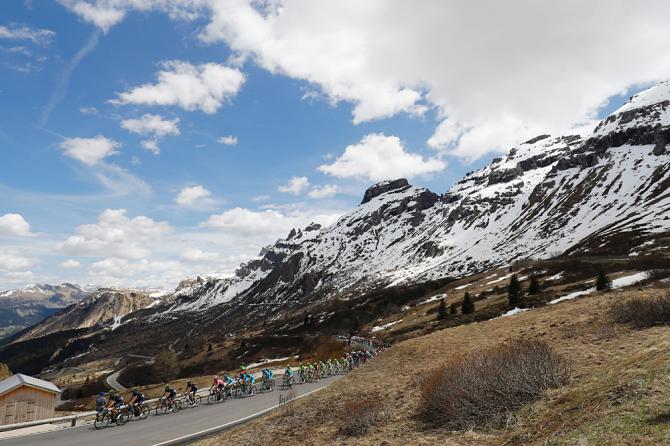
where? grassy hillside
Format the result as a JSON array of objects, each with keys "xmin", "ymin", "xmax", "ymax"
[{"xmin": 194, "ymin": 281, "xmax": 670, "ymax": 445}]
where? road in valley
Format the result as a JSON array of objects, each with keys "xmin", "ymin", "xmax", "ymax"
[{"xmin": 0, "ymin": 375, "xmax": 342, "ymax": 446}]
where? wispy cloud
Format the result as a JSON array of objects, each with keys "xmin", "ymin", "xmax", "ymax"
[{"xmin": 39, "ymin": 30, "xmax": 101, "ymax": 126}]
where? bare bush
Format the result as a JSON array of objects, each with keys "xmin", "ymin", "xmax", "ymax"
[
  {"xmin": 340, "ymin": 395, "xmax": 391, "ymax": 436},
  {"xmin": 420, "ymin": 340, "xmax": 571, "ymax": 429},
  {"xmin": 611, "ymin": 295, "xmax": 670, "ymax": 328}
]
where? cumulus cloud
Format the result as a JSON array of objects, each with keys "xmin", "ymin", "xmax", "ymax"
[
  {"xmin": 60, "ymin": 0, "xmax": 670, "ymax": 160},
  {"xmin": 308, "ymin": 184, "xmax": 339, "ymax": 199},
  {"xmin": 201, "ymin": 206, "xmax": 341, "ymax": 239},
  {"xmin": 175, "ymin": 185, "xmax": 213, "ymax": 208},
  {"xmin": 58, "ymin": 135, "xmax": 120, "ymax": 166},
  {"xmin": 217, "ymin": 135, "xmax": 238, "ymax": 145},
  {"xmin": 181, "ymin": 248, "xmax": 218, "ymax": 263},
  {"xmin": 278, "ymin": 176, "xmax": 309, "ymax": 195},
  {"xmin": 57, "ymin": 209, "xmax": 172, "ymax": 259},
  {"xmin": 319, "ymin": 133, "xmax": 444, "ymax": 182},
  {"xmin": 0, "ymin": 213, "xmax": 34, "ymax": 237},
  {"xmin": 0, "ymin": 250, "xmax": 36, "ymax": 272},
  {"xmin": 59, "ymin": 259, "xmax": 81, "ymax": 269},
  {"xmin": 0, "ymin": 24, "xmax": 55, "ymax": 45},
  {"xmin": 111, "ymin": 60, "xmax": 245, "ymax": 114},
  {"xmin": 122, "ymin": 113, "xmax": 180, "ymax": 155}
]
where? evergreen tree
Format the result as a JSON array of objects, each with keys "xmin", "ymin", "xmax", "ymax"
[
  {"xmin": 437, "ymin": 298, "xmax": 448, "ymax": 320},
  {"xmin": 508, "ymin": 274, "xmax": 522, "ymax": 307},
  {"xmin": 449, "ymin": 302, "xmax": 458, "ymax": 315},
  {"xmin": 596, "ymin": 270, "xmax": 611, "ymax": 291},
  {"xmin": 461, "ymin": 292, "xmax": 475, "ymax": 315},
  {"xmin": 527, "ymin": 275, "xmax": 541, "ymax": 295}
]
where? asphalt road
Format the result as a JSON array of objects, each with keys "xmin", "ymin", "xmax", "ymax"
[{"xmin": 1, "ymin": 376, "xmax": 342, "ymax": 446}]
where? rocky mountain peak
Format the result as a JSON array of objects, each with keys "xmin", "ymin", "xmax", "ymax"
[{"xmin": 361, "ymin": 178, "xmax": 411, "ymax": 204}]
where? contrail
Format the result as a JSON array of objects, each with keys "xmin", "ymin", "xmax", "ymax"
[{"xmin": 38, "ymin": 29, "xmax": 101, "ymax": 126}]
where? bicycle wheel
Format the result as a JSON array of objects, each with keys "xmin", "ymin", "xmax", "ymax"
[
  {"xmin": 115, "ymin": 408, "xmax": 128, "ymax": 426},
  {"xmin": 193, "ymin": 395, "xmax": 201, "ymax": 407},
  {"xmin": 139, "ymin": 404, "xmax": 150, "ymax": 419},
  {"xmin": 94, "ymin": 412, "xmax": 110, "ymax": 430}
]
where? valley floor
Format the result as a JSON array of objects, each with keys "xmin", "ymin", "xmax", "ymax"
[{"xmin": 194, "ymin": 284, "xmax": 670, "ymax": 445}]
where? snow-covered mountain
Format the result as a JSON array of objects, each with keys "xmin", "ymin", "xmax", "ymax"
[
  {"xmin": 0, "ymin": 283, "xmax": 93, "ymax": 338},
  {"xmin": 169, "ymin": 80, "xmax": 670, "ymax": 317}
]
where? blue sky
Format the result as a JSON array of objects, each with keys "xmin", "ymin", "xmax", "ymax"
[{"xmin": 1, "ymin": 0, "xmax": 668, "ymax": 289}]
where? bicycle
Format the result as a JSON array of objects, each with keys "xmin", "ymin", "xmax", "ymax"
[
  {"xmin": 94, "ymin": 408, "xmax": 113, "ymax": 430},
  {"xmin": 259, "ymin": 377, "xmax": 275, "ymax": 393},
  {"xmin": 179, "ymin": 392, "xmax": 201, "ymax": 408},
  {"xmin": 156, "ymin": 396, "xmax": 179, "ymax": 415},
  {"xmin": 282, "ymin": 374, "xmax": 295, "ymax": 389}
]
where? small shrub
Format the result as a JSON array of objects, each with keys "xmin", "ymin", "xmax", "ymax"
[
  {"xmin": 508, "ymin": 274, "xmax": 522, "ymax": 307},
  {"xmin": 340, "ymin": 395, "xmax": 391, "ymax": 436},
  {"xmin": 437, "ymin": 298, "xmax": 448, "ymax": 321},
  {"xmin": 420, "ymin": 340, "xmax": 571, "ymax": 429},
  {"xmin": 611, "ymin": 295, "xmax": 670, "ymax": 328},
  {"xmin": 461, "ymin": 292, "xmax": 475, "ymax": 315},
  {"xmin": 596, "ymin": 270, "xmax": 611, "ymax": 291},
  {"xmin": 527, "ymin": 275, "xmax": 541, "ymax": 295},
  {"xmin": 449, "ymin": 302, "xmax": 458, "ymax": 315}
]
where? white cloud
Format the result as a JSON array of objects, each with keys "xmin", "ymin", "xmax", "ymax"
[
  {"xmin": 66, "ymin": 1, "xmax": 670, "ymax": 160},
  {"xmin": 59, "ymin": 259, "xmax": 81, "ymax": 269},
  {"xmin": 308, "ymin": 184, "xmax": 339, "ymax": 199},
  {"xmin": 140, "ymin": 139, "xmax": 160, "ymax": 155},
  {"xmin": 122, "ymin": 113, "xmax": 180, "ymax": 136},
  {"xmin": 252, "ymin": 195, "xmax": 271, "ymax": 202},
  {"xmin": 278, "ymin": 176, "xmax": 309, "ymax": 195},
  {"xmin": 201, "ymin": 205, "xmax": 341, "ymax": 238},
  {"xmin": 0, "ymin": 24, "xmax": 55, "ymax": 45},
  {"xmin": 181, "ymin": 248, "xmax": 218, "ymax": 263},
  {"xmin": 79, "ymin": 106, "xmax": 98, "ymax": 115},
  {"xmin": 175, "ymin": 185, "xmax": 213, "ymax": 208},
  {"xmin": 58, "ymin": 135, "xmax": 120, "ymax": 166},
  {"xmin": 0, "ymin": 251, "xmax": 36, "ymax": 272},
  {"xmin": 57, "ymin": 209, "xmax": 172, "ymax": 259},
  {"xmin": 111, "ymin": 60, "xmax": 245, "ymax": 114},
  {"xmin": 217, "ymin": 135, "xmax": 238, "ymax": 145},
  {"xmin": 319, "ymin": 133, "xmax": 445, "ymax": 182},
  {"xmin": 0, "ymin": 213, "xmax": 34, "ymax": 237}
]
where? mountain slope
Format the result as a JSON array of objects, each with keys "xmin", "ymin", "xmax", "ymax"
[
  {"xmin": 0, "ymin": 283, "xmax": 92, "ymax": 338},
  {"xmin": 15, "ymin": 288, "xmax": 168, "ymax": 342},
  {"xmin": 170, "ymin": 80, "xmax": 670, "ymax": 318}
]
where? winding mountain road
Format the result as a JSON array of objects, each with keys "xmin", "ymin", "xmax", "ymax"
[{"xmin": 1, "ymin": 375, "xmax": 341, "ymax": 446}]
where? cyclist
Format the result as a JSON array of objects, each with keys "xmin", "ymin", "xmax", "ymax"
[
  {"xmin": 106, "ymin": 390, "xmax": 124, "ymax": 420},
  {"xmin": 210, "ymin": 375, "xmax": 224, "ymax": 394},
  {"xmin": 284, "ymin": 365, "xmax": 294, "ymax": 387},
  {"xmin": 184, "ymin": 380, "xmax": 198, "ymax": 405},
  {"xmin": 128, "ymin": 388, "xmax": 145, "ymax": 416},
  {"xmin": 162, "ymin": 384, "xmax": 177, "ymax": 410},
  {"xmin": 262, "ymin": 368, "xmax": 273, "ymax": 390},
  {"xmin": 298, "ymin": 363, "xmax": 305, "ymax": 382},
  {"xmin": 95, "ymin": 392, "xmax": 107, "ymax": 414}
]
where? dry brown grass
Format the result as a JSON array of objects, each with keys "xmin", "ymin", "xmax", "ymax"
[
  {"xmin": 340, "ymin": 394, "xmax": 391, "ymax": 436},
  {"xmin": 419, "ymin": 340, "xmax": 570, "ymax": 429}
]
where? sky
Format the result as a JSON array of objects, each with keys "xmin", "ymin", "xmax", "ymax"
[{"xmin": 1, "ymin": 0, "xmax": 670, "ymax": 290}]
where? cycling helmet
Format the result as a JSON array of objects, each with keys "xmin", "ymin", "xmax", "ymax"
[
  {"xmin": 214, "ymin": 375, "xmax": 219, "ymax": 380},
  {"xmin": 99, "ymin": 392, "xmax": 105, "ymax": 396},
  {"xmin": 187, "ymin": 380, "xmax": 192, "ymax": 385},
  {"xmin": 132, "ymin": 387, "xmax": 138, "ymax": 392},
  {"xmin": 109, "ymin": 389, "xmax": 117, "ymax": 394},
  {"xmin": 164, "ymin": 385, "xmax": 171, "ymax": 391}
]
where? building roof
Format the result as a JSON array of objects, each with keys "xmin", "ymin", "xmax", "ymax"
[{"xmin": 0, "ymin": 373, "xmax": 61, "ymax": 396}]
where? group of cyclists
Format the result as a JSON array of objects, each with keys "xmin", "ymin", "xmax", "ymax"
[{"xmin": 95, "ymin": 348, "xmax": 380, "ymax": 428}]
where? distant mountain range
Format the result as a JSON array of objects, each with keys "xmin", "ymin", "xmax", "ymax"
[{"xmin": 0, "ymin": 283, "xmax": 92, "ymax": 338}]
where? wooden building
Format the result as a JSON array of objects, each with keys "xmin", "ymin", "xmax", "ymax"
[{"xmin": 0, "ymin": 374, "xmax": 61, "ymax": 425}]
